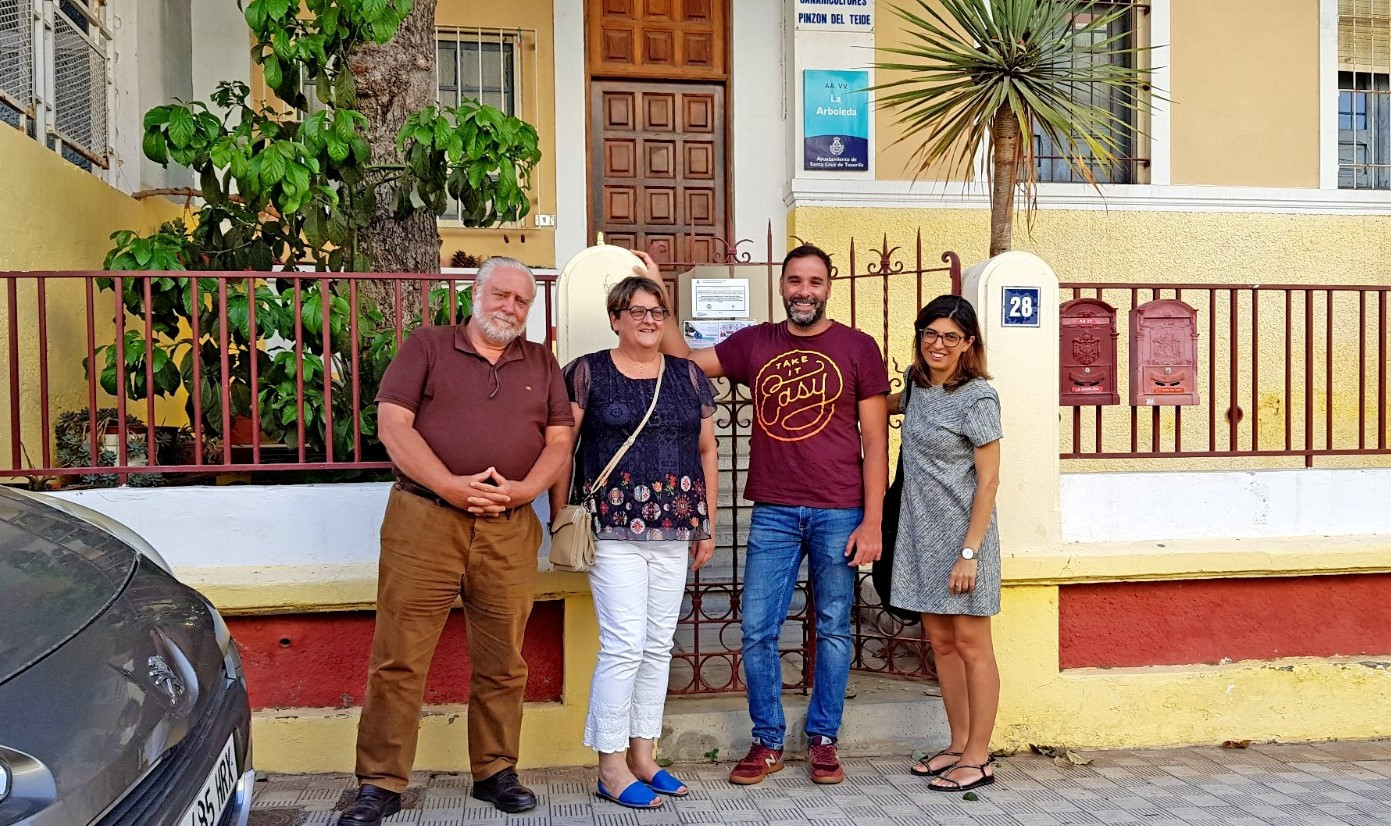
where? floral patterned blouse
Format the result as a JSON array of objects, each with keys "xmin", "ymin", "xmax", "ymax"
[{"xmin": 563, "ymin": 352, "xmax": 717, "ymax": 542}]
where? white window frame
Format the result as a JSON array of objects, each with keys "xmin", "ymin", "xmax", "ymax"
[{"xmin": 0, "ymin": 0, "xmax": 111, "ymax": 172}]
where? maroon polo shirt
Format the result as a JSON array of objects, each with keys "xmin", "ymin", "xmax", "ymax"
[{"xmin": 375, "ymin": 320, "xmax": 574, "ymax": 485}]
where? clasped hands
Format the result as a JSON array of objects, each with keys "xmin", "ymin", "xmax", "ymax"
[{"xmin": 442, "ymin": 467, "xmax": 534, "ymax": 516}]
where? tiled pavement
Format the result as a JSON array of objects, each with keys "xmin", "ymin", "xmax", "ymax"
[{"xmin": 248, "ymin": 740, "xmax": 1391, "ymax": 825}]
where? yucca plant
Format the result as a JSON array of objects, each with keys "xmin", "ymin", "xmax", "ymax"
[{"xmin": 874, "ymin": 0, "xmax": 1156, "ymax": 256}]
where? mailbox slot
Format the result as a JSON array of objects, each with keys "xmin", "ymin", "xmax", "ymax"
[
  {"xmin": 1060, "ymin": 298, "xmax": 1120, "ymax": 406},
  {"xmin": 1129, "ymin": 298, "xmax": 1200, "ymax": 406}
]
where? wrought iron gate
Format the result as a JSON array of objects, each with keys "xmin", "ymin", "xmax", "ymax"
[{"xmin": 657, "ymin": 226, "xmax": 961, "ymax": 695}]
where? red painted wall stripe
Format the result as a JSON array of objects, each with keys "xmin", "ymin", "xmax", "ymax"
[
  {"xmin": 1059, "ymin": 574, "xmax": 1391, "ymax": 670},
  {"xmin": 228, "ymin": 599, "xmax": 565, "ymax": 710}
]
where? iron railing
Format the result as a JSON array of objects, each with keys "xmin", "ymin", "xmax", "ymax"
[
  {"xmin": 0, "ymin": 270, "xmax": 558, "ymax": 483},
  {"xmin": 1060, "ymin": 283, "xmax": 1391, "ymax": 466}
]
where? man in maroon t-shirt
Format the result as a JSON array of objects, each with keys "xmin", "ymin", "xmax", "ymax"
[{"xmin": 654, "ymin": 244, "xmax": 889, "ymax": 787}]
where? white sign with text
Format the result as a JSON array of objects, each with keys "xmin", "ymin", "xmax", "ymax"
[{"xmin": 794, "ymin": 0, "xmax": 874, "ymax": 32}]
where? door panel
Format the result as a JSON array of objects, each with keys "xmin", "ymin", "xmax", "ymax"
[
  {"xmin": 591, "ymin": 81, "xmax": 726, "ymax": 263},
  {"xmin": 588, "ymin": 0, "xmax": 726, "ymax": 80}
]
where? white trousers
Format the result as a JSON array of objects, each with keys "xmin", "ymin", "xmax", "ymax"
[{"xmin": 583, "ymin": 539, "xmax": 689, "ymax": 754}]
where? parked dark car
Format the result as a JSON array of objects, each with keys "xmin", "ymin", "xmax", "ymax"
[{"xmin": 0, "ymin": 488, "xmax": 252, "ymax": 826}]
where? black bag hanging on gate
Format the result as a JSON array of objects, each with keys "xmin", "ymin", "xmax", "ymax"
[{"xmin": 872, "ymin": 372, "xmax": 921, "ymax": 626}]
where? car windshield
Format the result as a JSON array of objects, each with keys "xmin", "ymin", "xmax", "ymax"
[{"xmin": 0, "ymin": 490, "xmax": 136, "ymax": 684}]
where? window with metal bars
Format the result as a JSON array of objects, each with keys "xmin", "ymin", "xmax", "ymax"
[
  {"xmin": 437, "ymin": 32, "xmax": 517, "ymax": 116},
  {"xmin": 291, "ymin": 28, "xmax": 526, "ymax": 223},
  {"xmin": 1339, "ymin": 1, "xmax": 1391, "ymax": 189},
  {"xmin": 1032, "ymin": 0, "xmax": 1147, "ymax": 185},
  {"xmin": 0, "ymin": 0, "xmax": 108, "ymax": 171},
  {"xmin": 437, "ymin": 29, "xmax": 520, "ymax": 222}
]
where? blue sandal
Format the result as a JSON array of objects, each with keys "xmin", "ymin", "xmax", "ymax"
[
  {"xmin": 643, "ymin": 769, "xmax": 690, "ymax": 797},
  {"xmin": 596, "ymin": 779, "xmax": 663, "ymax": 809}
]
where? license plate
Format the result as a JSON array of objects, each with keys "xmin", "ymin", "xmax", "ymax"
[{"xmin": 179, "ymin": 734, "xmax": 239, "ymax": 826}]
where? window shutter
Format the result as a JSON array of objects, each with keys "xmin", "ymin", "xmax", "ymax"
[{"xmin": 1340, "ymin": 0, "xmax": 1391, "ymax": 73}]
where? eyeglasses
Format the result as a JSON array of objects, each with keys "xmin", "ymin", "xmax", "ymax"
[
  {"xmin": 919, "ymin": 328, "xmax": 965, "ymax": 346},
  {"xmin": 622, "ymin": 306, "xmax": 670, "ymax": 321}
]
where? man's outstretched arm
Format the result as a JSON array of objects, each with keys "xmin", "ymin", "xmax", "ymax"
[{"xmin": 633, "ymin": 249, "xmax": 728, "ymax": 379}]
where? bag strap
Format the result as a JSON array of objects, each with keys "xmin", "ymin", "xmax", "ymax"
[{"xmin": 582, "ymin": 355, "xmax": 666, "ymax": 500}]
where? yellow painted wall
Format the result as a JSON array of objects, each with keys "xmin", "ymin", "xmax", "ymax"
[
  {"xmin": 873, "ymin": 0, "xmax": 975, "ymax": 183},
  {"xmin": 1170, "ymin": 0, "xmax": 1320, "ymax": 187},
  {"xmin": 873, "ymin": 0, "xmax": 1320, "ymax": 189},
  {"xmin": 0, "ymin": 126, "xmax": 186, "ymax": 475},
  {"xmin": 217, "ymin": 536, "xmax": 1391, "ymax": 769},
  {"xmin": 791, "ymin": 205, "xmax": 1391, "ymax": 472},
  {"xmin": 994, "ymin": 583, "xmax": 1391, "ymax": 751},
  {"xmin": 251, "ymin": 591, "xmax": 602, "ymax": 772},
  {"xmin": 436, "ymin": 0, "xmax": 558, "ymax": 268}
]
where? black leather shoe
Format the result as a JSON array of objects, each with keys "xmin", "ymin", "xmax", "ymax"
[
  {"xmin": 471, "ymin": 767, "xmax": 538, "ymax": 813},
  {"xmin": 338, "ymin": 784, "xmax": 402, "ymax": 826}
]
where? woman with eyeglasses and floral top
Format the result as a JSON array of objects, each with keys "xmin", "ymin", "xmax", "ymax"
[
  {"xmin": 888, "ymin": 295, "xmax": 1003, "ymax": 794},
  {"xmin": 551, "ymin": 274, "xmax": 718, "ymax": 811}
]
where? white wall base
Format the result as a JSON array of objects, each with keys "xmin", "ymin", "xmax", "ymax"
[
  {"xmin": 46, "ymin": 483, "xmax": 394, "ymax": 568},
  {"xmin": 1061, "ymin": 468, "xmax": 1391, "ymax": 543},
  {"xmin": 39, "ymin": 468, "xmax": 1389, "ymax": 570}
]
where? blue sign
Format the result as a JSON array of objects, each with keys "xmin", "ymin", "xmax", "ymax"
[
  {"xmin": 1002, "ymin": 286, "xmax": 1041, "ymax": 327},
  {"xmin": 803, "ymin": 69, "xmax": 868, "ymax": 171}
]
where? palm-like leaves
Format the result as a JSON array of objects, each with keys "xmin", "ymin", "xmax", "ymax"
[{"xmin": 874, "ymin": 0, "xmax": 1156, "ymax": 255}]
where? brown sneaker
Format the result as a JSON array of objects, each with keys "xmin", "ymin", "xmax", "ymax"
[
  {"xmin": 808, "ymin": 735, "xmax": 844, "ymax": 784},
  {"xmin": 728, "ymin": 743, "xmax": 784, "ymax": 785}
]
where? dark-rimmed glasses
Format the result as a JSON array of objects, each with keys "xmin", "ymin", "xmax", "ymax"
[
  {"xmin": 919, "ymin": 328, "xmax": 965, "ymax": 346},
  {"xmin": 622, "ymin": 306, "xmax": 670, "ymax": 321}
]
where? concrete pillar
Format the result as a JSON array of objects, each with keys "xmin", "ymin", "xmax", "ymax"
[
  {"xmin": 555, "ymin": 244, "xmax": 642, "ymax": 365},
  {"xmin": 962, "ymin": 252, "xmax": 1062, "ymax": 553}
]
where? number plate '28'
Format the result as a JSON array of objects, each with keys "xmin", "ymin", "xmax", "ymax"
[{"xmin": 1002, "ymin": 286, "xmax": 1041, "ymax": 328}]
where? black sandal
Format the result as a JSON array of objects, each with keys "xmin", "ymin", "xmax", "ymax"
[
  {"xmin": 927, "ymin": 762, "xmax": 996, "ymax": 793},
  {"xmin": 910, "ymin": 749, "xmax": 962, "ymax": 777}
]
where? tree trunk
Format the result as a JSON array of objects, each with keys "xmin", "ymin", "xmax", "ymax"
[
  {"xmin": 989, "ymin": 103, "xmax": 1021, "ymax": 258},
  {"xmin": 348, "ymin": 0, "xmax": 438, "ymax": 324}
]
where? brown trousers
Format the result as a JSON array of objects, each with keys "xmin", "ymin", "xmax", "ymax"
[{"xmin": 355, "ymin": 487, "xmax": 541, "ymax": 790}]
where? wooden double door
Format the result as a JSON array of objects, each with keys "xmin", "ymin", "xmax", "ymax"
[
  {"xmin": 590, "ymin": 82, "xmax": 726, "ymax": 264},
  {"xmin": 587, "ymin": 1, "xmax": 729, "ymax": 264}
]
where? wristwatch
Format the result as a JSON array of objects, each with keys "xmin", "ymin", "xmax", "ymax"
[{"xmin": 959, "ymin": 547, "xmax": 976, "ymax": 560}]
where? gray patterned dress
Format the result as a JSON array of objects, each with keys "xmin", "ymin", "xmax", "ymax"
[{"xmin": 890, "ymin": 376, "xmax": 1003, "ymax": 617}]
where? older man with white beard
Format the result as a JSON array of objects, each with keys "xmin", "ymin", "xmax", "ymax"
[{"xmin": 340, "ymin": 257, "xmax": 575, "ymax": 825}]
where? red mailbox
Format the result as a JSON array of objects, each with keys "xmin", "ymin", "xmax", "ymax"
[
  {"xmin": 1060, "ymin": 298, "xmax": 1120, "ymax": 406},
  {"xmin": 1129, "ymin": 299, "xmax": 1199, "ymax": 406}
]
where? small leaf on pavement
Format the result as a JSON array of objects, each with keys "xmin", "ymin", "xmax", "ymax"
[
  {"xmin": 1221, "ymin": 739, "xmax": 1252, "ymax": 749},
  {"xmin": 962, "ymin": 792, "xmax": 980, "ymax": 802}
]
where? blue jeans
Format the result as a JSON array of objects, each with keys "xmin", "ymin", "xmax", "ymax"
[{"xmin": 741, "ymin": 504, "xmax": 862, "ymax": 748}]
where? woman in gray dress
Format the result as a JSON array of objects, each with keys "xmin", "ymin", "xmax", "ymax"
[{"xmin": 889, "ymin": 295, "xmax": 1002, "ymax": 793}]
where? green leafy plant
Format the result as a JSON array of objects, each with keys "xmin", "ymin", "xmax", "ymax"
[
  {"xmin": 873, "ymin": 0, "xmax": 1156, "ymax": 256},
  {"xmin": 94, "ymin": 0, "xmax": 532, "ymax": 471}
]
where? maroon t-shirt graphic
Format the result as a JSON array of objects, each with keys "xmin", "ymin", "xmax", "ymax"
[{"xmin": 715, "ymin": 321, "xmax": 890, "ymax": 508}]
